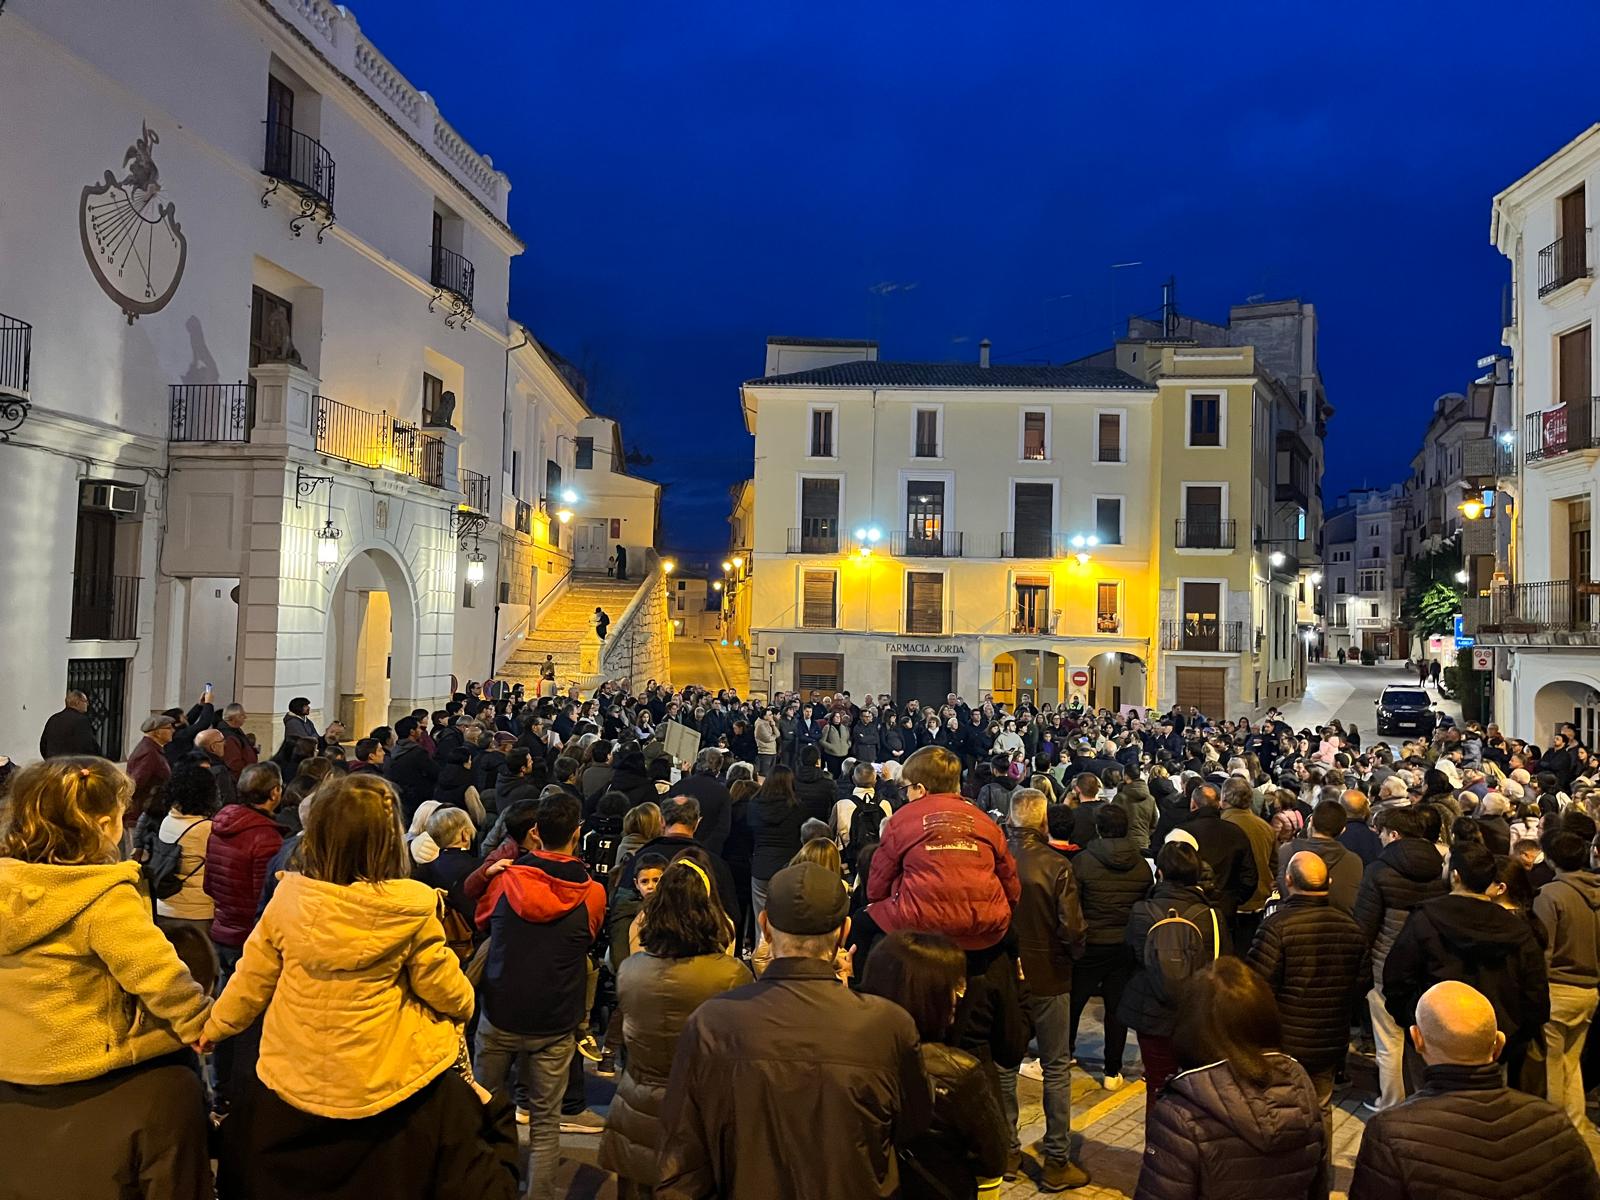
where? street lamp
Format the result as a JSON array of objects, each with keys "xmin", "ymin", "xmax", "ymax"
[
  {"xmin": 465, "ymin": 549, "xmax": 486, "ymax": 586},
  {"xmin": 560, "ymin": 488, "xmax": 578, "ymax": 504},
  {"xmin": 1455, "ymin": 569, "xmax": 1469, "ymax": 584},
  {"xmin": 732, "ymin": 556, "xmax": 744, "ymax": 570},
  {"xmin": 663, "ymin": 559, "xmax": 676, "ymax": 574},
  {"xmin": 721, "ymin": 559, "xmax": 733, "ymax": 573},
  {"xmin": 315, "ymin": 518, "xmax": 342, "ymax": 567},
  {"xmin": 555, "ymin": 508, "xmax": 573, "ymax": 524},
  {"xmin": 1459, "ymin": 497, "xmax": 1485, "ymax": 521},
  {"xmin": 1269, "ymin": 550, "xmax": 1286, "ymax": 568},
  {"xmin": 712, "ymin": 580, "xmax": 723, "ymax": 591},
  {"xmin": 1310, "ymin": 571, "xmax": 1323, "ymax": 585}
]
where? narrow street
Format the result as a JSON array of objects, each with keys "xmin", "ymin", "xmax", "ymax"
[{"xmin": 1271, "ymin": 661, "xmax": 1463, "ymax": 749}]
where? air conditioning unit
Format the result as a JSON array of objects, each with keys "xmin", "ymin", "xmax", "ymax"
[{"xmin": 80, "ymin": 483, "xmax": 142, "ymax": 515}]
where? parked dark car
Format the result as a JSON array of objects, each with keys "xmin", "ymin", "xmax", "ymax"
[{"xmin": 1375, "ymin": 686, "xmax": 1436, "ymax": 737}]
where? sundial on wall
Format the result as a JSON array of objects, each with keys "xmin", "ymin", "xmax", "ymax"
[{"xmin": 79, "ymin": 122, "xmax": 187, "ymax": 324}]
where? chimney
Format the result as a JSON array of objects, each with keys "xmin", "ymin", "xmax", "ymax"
[{"xmin": 978, "ymin": 338, "xmax": 992, "ymax": 368}]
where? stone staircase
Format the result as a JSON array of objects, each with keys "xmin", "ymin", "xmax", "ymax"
[{"xmin": 501, "ymin": 573, "xmax": 650, "ymax": 691}]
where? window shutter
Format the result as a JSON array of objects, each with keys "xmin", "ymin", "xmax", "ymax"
[
  {"xmin": 1097, "ymin": 412, "xmax": 1121, "ymax": 462},
  {"xmin": 905, "ymin": 571, "xmax": 943, "ymax": 634},
  {"xmin": 1013, "ymin": 483, "xmax": 1054, "ymax": 556},
  {"xmin": 802, "ymin": 571, "xmax": 836, "ymax": 627}
]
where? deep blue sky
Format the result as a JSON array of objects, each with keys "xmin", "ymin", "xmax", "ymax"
[{"xmin": 357, "ymin": 1, "xmax": 1600, "ymax": 554}]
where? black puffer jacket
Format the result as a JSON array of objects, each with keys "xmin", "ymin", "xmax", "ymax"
[
  {"xmin": 793, "ymin": 764, "xmax": 838, "ymax": 824},
  {"xmin": 899, "ymin": 1042, "xmax": 1009, "ymax": 1200},
  {"xmin": 1074, "ymin": 836, "xmax": 1154, "ymax": 945},
  {"xmin": 1134, "ymin": 1055, "xmax": 1326, "ymax": 1200},
  {"xmin": 1352, "ymin": 836, "xmax": 1448, "ymax": 992},
  {"xmin": 1349, "ymin": 1063, "xmax": 1600, "ymax": 1200},
  {"xmin": 1118, "ymin": 882, "xmax": 1231, "ymax": 1037},
  {"xmin": 1383, "ymin": 893, "xmax": 1550, "ymax": 1048},
  {"xmin": 1245, "ymin": 895, "xmax": 1369, "ymax": 1073}
]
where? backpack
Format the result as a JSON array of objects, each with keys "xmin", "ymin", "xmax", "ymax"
[
  {"xmin": 1143, "ymin": 903, "xmax": 1220, "ymax": 1005},
  {"xmin": 846, "ymin": 800, "xmax": 887, "ymax": 870},
  {"xmin": 144, "ymin": 819, "xmax": 209, "ymax": 901},
  {"xmin": 581, "ymin": 813, "xmax": 624, "ymax": 881}
]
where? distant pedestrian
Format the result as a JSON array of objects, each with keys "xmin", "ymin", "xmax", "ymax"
[
  {"xmin": 615, "ymin": 544, "xmax": 628, "ymax": 580},
  {"xmin": 593, "ymin": 607, "xmax": 611, "ymax": 642},
  {"xmin": 607, "ymin": 554, "xmax": 616, "ymax": 578},
  {"xmin": 38, "ymin": 690, "xmax": 100, "ymax": 760}
]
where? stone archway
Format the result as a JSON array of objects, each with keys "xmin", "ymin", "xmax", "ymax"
[
  {"xmin": 1534, "ymin": 679, "xmax": 1600, "ymax": 749},
  {"xmin": 322, "ymin": 543, "xmax": 420, "ymax": 732},
  {"xmin": 1087, "ymin": 650, "xmax": 1148, "ymax": 714}
]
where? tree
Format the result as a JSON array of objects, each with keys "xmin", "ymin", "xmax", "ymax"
[
  {"xmin": 1415, "ymin": 581, "xmax": 1460, "ymax": 639},
  {"xmin": 1400, "ymin": 534, "xmax": 1464, "ymax": 655}
]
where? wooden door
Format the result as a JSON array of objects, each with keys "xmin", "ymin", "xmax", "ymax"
[{"xmin": 1175, "ymin": 666, "xmax": 1226, "ymax": 720}]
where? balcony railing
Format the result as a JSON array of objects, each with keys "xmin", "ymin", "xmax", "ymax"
[
  {"xmin": 1525, "ymin": 398, "xmax": 1600, "ymax": 463},
  {"xmin": 787, "ymin": 527, "xmax": 839, "ymax": 554},
  {"xmin": 1160, "ymin": 618, "xmax": 1247, "ymax": 653},
  {"xmin": 0, "ymin": 312, "xmax": 31, "ymax": 399},
  {"xmin": 70, "ymin": 574, "xmax": 139, "ymax": 641},
  {"xmin": 459, "ymin": 469, "xmax": 490, "ymax": 513},
  {"xmin": 1174, "ymin": 518, "xmax": 1236, "ymax": 549},
  {"xmin": 1538, "ymin": 229, "xmax": 1589, "ymax": 297},
  {"xmin": 263, "ymin": 122, "xmax": 336, "ymax": 209},
  {"xmin": 430, "ymin": 244, "xmax": 475, "ymax": 306},
  {"xmin": 1009, "ymin": 607, "xmax": 1063, "ymax": 635},
  {"xmin": 170, "ymin": 382, "xmax": 255, "ymax": 443},
  {"xmin": 1477, "ymin": 580, "xmax": 1600, "ymax": 635},
  {"xmin": 311, "ymin": 395, "xmax": 444, "ymax": 487},
  {"xmin": 891, "ymin": 530, "xmax": 964, "ymax": 557},
  {"xmin": 1001, "ymin": 531, "xmax": 1069, "ymax": 558}
]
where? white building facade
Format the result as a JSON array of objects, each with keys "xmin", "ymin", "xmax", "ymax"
[
  {"xmin": 0, "ymin": 0, "xmax": 580, "ymax": 756},
  {"xmin": 1485, "ymin": 125, "xmax": 1600, "ymax": 743}
]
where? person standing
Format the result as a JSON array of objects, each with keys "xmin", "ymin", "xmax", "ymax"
[
  {"xmin": 614, "ymin": 544, "xmax": 628, "ymax": 581},
  {"xmin": 385, "ymin": 716, "xmax": 439, "ymax": 822},
  {"xmin": 38, "ymin": 690, "xmax": 100, "ymax": 759},
  {"xmin": 996, "ymin": 789, "xmax": 1090, "ymax": 1191},
  {"xmin": 217, "ymin": 703, "xmax": 258, "ymax": 782},
  {"xmin": 1384, "ymin": 842, "xmax": 1550, "ymax": 1094},
  {"xmin": 1246, "ymin": 852, "xmax": 1368, "ymax": 1157},
  {"xmin": 1135, "ymin": 959, "xmax": 1326, "ymax": 1200},
  {"xmin": 593, "ymin": 606, "xmax": 611, "ymax": 642},
  {"xmin": 126, "ymin": 712, "xmax": 176, "ymax": 821},
  {"xmin": 747, "ymin": 766, "xmax": 806, "ymax": 941},
  {"xmin": 474, "ymin": 793, "xmax": 607, "ymax": 1200},
  {"xmin": 656, "ymin": 861, "xmax": 931, "ymax": 1199},
  {"xmin": 1533, "ymin": 828, "xmax": 1600, "ymax": 1126},
  {"xmin": 1177, "ymin": 784, "xmax": 1257, "ymax": 927},
  {"xmin": 598, "ymin": 859, "xmax": 751, "ymax": 1199},
  {"xmin": 1349, "ymin": 981, "xmax": 1600, "ymax": 1199},
  {"xmin": 1070, "ymin": 803, "xmax": 1153, "ymax": 1091},
  {"xmin": 1221, "ymin": 776, "xmax": 1276, "ymax": 945},
  {"xmin": 1275, "ymin": 800, "xmax": 1364, "ymax": 915}
]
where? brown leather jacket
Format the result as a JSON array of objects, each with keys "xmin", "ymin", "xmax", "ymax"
[
  {"xmin": 657, "ymin": 956, "xmax": 932, "ymax": 1199},
  {"xmin": 1005, "ymin": 825, "xmax": 1087, "ymax": 996}
]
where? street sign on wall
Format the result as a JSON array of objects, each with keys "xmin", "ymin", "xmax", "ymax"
[
  {"xmin": 1472, "ymin": 647, "xmax": 1493, "ymax": 671},
  {"xmin": 1070, "ymin": 668, "xmax": 1089, "ymax": 688}
]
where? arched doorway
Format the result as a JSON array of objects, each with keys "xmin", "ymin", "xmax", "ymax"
[
  {"xmin": 1534, "ymin": 679, "xmax": 1600, "ymax": 748},
  {"xmin": 992, "ymin": 650, "xmax": 1066, "ymax": 708},
  {"xmin": 323, "ymin": 546, "xmax": 419, "ymax": 733},
  {"xmin": 1087, "ymin": 651, "xmax": 1147, "ymax": 715}
]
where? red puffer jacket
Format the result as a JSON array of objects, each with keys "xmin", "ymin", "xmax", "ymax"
[
  {"xmin": 203, "ymin": 803, "xmax": 285, "ymax": 947},
  {"xmin": 866, "ymin": 793, "xmax": 1020, "ymax": 950}
]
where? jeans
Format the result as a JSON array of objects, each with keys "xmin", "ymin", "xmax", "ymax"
[
  {"xmin": 1368, "ymin": 986, "xmax": 1405, "ymax": 1110},
  {"xmin": 751, "ymin": 876, "xmax": 771, "ymax": 953},
  {"xmin": 1546, "ymin": 982, "xmax": 1599, "ymax": 1126},
  {"xmin": 996, "ymin": 991, "xmax": 1073, "ymax": 1162},
  {"xmin": 475, "ymin": 1018, "xmax": 574, "ymax": 1200},
  {"xmin": 1308, "ymin": 1066, "xmax": 1334, "ymax": 1167},
  {"xmin": 1067, "ymin": 943, "xmax": 1133, "ymax": 1076}
]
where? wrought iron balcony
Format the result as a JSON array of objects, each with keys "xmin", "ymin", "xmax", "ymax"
[
  {"xmin": 0, "ymin": 311, "xmax": 31, "ymax": 441},
  {"xmin": 787, "ymin": 527, "xmax": 839, "ymax": 554},
  {"xmin": 1000, "ymin": 531, "xmax": 1069, "ymax": 558},
  {"xmin": 1525, "ymin": 398, "xmax": 1600, "ymax": 463},
  {"xmin": 430, "ymin": 244, "xmax": 475, "ymax": 307},
  {"xmin": 459, "ymin": 469, "xmax": 491, "ymax": 513},
  {"xmin": 891, "ymin": 530, "xmax": 964, "ymax": 557},
  {"xmin": 261, "ymin": 122, "xmax": 336, "ymax": 239},
  {"xmin": 70, "ymin": 574, "xmax": 140, "ymax": 641},
  {"xmin": 311, "ymin": 395, "xmax": 444, "ymax": 488},
  {"xmin": 1174, "ymin": 518, "xmax": 1236, "ymax": 549},
  {"xmin": 170, "ymin": 382, "xmax": 255, "ymax": 443},
  {"xmin": 1538, "ymin": 229, "xmax": 1589, "ymax": 297},
  {"xmin": 1475, "ymin": 580, "xmax": 1600, "ymax": 636},
  {"xmin": 1160, "ymin": 618, "xmax": 1247, "ymax": 653}
]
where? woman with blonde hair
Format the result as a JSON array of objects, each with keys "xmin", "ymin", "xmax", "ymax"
[
  {"xmin": 0, "ymin": 757, "xmax": 214, "ymax": 1199},
  {"xmin": 614, "ymin": 800, "xmax": 663, "ymax": 870},
  {"xmin": 203, "ymin": 773, "xmax": 510, "ymax": 1199}
]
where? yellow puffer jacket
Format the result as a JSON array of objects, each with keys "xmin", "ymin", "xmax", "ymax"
[
  {"xmin": 203, "ymin": 872, "xmax": 474, "ymax": 1118},
  {"xmin": 0, "ymin": 859, "xmax": 211, "ymax": 1085}
]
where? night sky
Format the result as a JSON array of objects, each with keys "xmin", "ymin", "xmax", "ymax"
[{"xmin": 355, "ymin": 0, "xmax": 1600, "ymax": 556}]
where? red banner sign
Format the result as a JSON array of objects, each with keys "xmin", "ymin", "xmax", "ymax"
[{"xmin": 1544, "ymin": 405, "xmax": 1568, "ymax": 454}]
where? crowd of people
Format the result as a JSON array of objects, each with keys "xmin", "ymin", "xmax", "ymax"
[{"xmin": 6, "ymin": 678, "xmax": 1600, "ymax": 1198}]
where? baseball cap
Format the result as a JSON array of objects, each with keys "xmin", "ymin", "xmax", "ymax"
[{"xmin": 764, "ymin": 862, "xmax": 850, "ymax": 935}]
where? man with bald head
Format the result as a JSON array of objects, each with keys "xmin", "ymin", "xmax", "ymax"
[
  {"xmin": 1339, "ymin": 788, "xmax": 1382, "ymax": 866},
  {"xmin": 192, "ymin": 726, "xmax": 237, "ymax": 807},
  {"xmin": 1247, "ymin": 850, "xmax": 1368, "ymax": 1156},
  {"xmin": 1350, "ymin": 981, "xmax": 1600, "ymax": 1199}
]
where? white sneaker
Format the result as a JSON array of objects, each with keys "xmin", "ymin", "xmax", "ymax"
[
  {"xmin": 1018, "ymin": 1058, "xmax": 1044, "ymax": 1082},
  {"xmin": 1102, "ymin": 1073, "xmax": 1125, "ymax": 1091}
]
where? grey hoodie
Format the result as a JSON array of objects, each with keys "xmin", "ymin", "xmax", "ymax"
[
  {"xmin": 1534, "ymin": 869, "xmax": 1600, "ymax": 987},
  {"xmin": 1274, "ymin": 835, "xmax": 1362, "ymax": 914}
]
